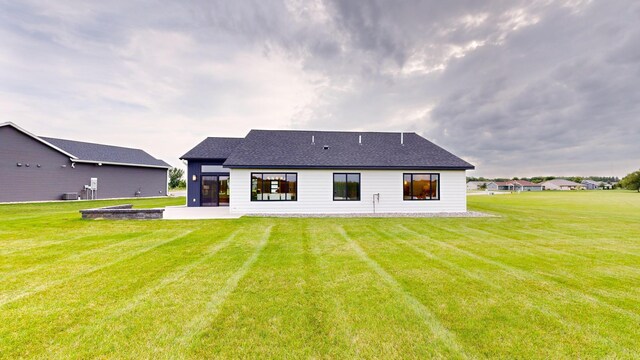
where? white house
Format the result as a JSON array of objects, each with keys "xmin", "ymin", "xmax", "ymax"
[
  {"xmin": 181, "ymin": 130, "xmax": 474, "ymax": 214},
  {"xmin": 467, "ymin": 181, "xmax": 487, "ymax": 190},
  {"xmin": 540, "ymin": 179, "xmax": 584, "ymax": 190}
]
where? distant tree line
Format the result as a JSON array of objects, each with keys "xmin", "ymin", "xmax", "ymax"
[{"xmin": 620, "ymin": 170, "xmax": 640, "ymax": 192}]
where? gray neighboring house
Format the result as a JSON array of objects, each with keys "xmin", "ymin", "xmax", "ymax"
[
  {"xmin": 581, "ymin": 179, "xmax": 601, "ymax": 190},
  {"xmin": 0, "ymin": 122, "xmax": 170, "ymax": 202}
]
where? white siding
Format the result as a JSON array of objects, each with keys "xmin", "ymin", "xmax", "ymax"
[{"xmin": 229, "ymin": 169, "xmax": 467, "ymax": 214}]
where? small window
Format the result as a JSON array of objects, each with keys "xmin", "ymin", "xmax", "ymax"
[
  {"xmin": 403, "ymin": 173, "xmax": 439, "ymax": 200},
  {"xmin": 333, "ymin": 173, "xmax": 360, "ymax": 201},
  {"xmin": 251, "ymin": 173, "xmax": 297, "ymax": 201},
  {"xmin": 201, "ymin": 165, "xmax": 225, "ymax": 173}
]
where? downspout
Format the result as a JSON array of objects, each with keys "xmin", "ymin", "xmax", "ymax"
[{"xmin": 184, "ymin": 161, "xmax": 189, "ymax": 206}]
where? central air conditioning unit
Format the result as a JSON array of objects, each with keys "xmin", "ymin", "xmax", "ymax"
[{"xmin": 62, "ymin": 192, "xmax": 78, "ymax": 200}]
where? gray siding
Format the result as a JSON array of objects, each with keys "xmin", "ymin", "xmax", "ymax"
[{"xmin": 0, "ymin": 126, "xmax": 167, "ymax": 202}]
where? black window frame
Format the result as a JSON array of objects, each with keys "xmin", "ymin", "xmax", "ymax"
[
  {"xmin": 251, "ymin": 172, "xmax": 298, "ymax": 201},
  {"xmin": 403, "ymin": 173, "xmax": 440, "ymax": 201},
  {"xmin": 333, "ymin": 173, "xmax": 361, "ymax": 201}
]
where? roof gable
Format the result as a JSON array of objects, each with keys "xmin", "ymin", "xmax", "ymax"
[
  {"xmin": 0, "ymin": 122, "xmax": 78, "ymax": 159},
  {"xmin": 181, "ymin": 137, "xmax": 244, "ymax": 160},
  {"xmin": 222, "ymin": 130, "xmax": 474, "ymax": 169}
]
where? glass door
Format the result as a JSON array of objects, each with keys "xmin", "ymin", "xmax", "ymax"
[
  {"xmin": 218, "ymin": 176, "xmax": 229, "ymax": 206},
  {"xmin": 201, "ymin": 176, "xmax": 218, "ymax": 206}
]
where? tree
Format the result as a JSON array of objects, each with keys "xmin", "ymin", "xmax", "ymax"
[
  {"xmin": 620, "ymin": 169, "xmax": 640, "ymax": 192},
  {"xmin": 169, "ymin": 168, "xmax": 185, "ymax": 189}
]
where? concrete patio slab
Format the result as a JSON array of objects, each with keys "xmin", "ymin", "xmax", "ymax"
[{"xmin": 163, "ymin": 206, "xmax": 243, "ymax": 220}]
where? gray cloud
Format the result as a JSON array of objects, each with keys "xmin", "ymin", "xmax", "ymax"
[{"xmin": 0, "ymin": 0, "xmax": 638, "ymax": 176}]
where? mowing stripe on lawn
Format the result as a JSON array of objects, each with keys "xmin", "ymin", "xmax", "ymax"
[
  {"xmin": 336, "ymin": 225, "xmax": 470, "ymax": 359},
  {"xmin": 456, "ymin": 224, "xmax": 640, "ymax": 302},
  {"xmin": 0, "ymin": 230, "xmax": 195, "ymax": 307},
  {"xmin": 0, "ymin": 230, "xmax": 143, "ymax": 257},
  {"xmin": 397, "ymin": 224, "xmax": 640, "ymax": 322},
  {"xmin": 0, "ymin": 211, "xmax": 73, "ymax": 222},
  {"xmin": 461, "ymin": 224, "xmax": 640, "ymax": 309},
  {"xmin": 465, "ymin": 225, "xmax": 640, "ymax": 274},
  {"xmin": 367, "ymin": 225, "xmax": 625, "ymax": 353},
  {"xmin": 0, "ymin": 234, "xmax": 91, "ymax": 256},
  {"xmin": 106, "ymin": 229, "xmax": 240, "ymax": 320},
  {"xmin": 179, "ymin": 225, "xmax": 273, "ymax": 347},
  {"xmin": 44, "ymin": 229, "xmax": 245, "ymax": 355},
  {"xmin": 517, "ymin": 227, "xmax": 640, "ymax": 256},
  {"xmin": 0, "ymin": 231, "xmax": 154, "ymax": 282},
  {"xmin": 367, "ymin": 225, "xmax": 501, "ymax": 289}
]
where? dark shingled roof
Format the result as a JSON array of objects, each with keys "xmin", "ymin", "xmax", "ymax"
[
  {"xmin": 41, "ymin": 137, "xmax": 171, "ymax": 168},
  {"xmin": 180, "ymin": 137, "xmax": 244, "ymax": 160},
  {"xmin": 221, "ymin": 130, "xmax": 474, "ymax": 170}
]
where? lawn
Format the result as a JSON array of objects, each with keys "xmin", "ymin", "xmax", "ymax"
[{"xmin": 0, "ymin": 192, "xmax": 639, "ymax": 359}]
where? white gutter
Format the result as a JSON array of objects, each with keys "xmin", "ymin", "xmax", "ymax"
[{"xmin": 71, "ymin": 159, "xmax": 171, "ymax": 169}]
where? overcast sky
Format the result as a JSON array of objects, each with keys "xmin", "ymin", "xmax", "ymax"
[{"xmin": 1, "ymin": 0, "xmax": 638, "ymax": 177}]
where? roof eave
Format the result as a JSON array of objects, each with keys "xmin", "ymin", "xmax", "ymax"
[
  {"xmin": 72, "ymin": 159, "xmax": 171, "ymax": 169},
  {"xmin": 223, "ymin": 164, "xmax": 474, "ymax": 170}
]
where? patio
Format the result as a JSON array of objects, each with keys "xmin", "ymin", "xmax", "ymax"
[{"xmin": 163, "ymin": 206, "xmax": 243, "ymax": 220}]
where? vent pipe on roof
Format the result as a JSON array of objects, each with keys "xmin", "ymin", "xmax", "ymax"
[
  {"xmin": 358, "ymin": 135, "xmax": 362, "ymax": 145},
  {"xmin": 401, "ymin": 132, "xmax": 404, "ymax": 145},
  {"xmin": 311, "ymin": 135, "xmax": 315, "ymax": 145}
]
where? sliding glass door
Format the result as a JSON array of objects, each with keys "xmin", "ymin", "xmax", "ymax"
[
  {"xmin": 201, "ymin": 176, "xmax": 218, "ymax": 206},
  {"xmin": 201, "ymin": 175, "xmax": 229, "ymax": 207},
  {"xmin": 218, "ymin": 176, "xmax": 229, "ymax": 206}
]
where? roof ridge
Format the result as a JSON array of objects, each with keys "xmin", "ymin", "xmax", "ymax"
[
  {"xmin": 249, "ymin": 129, "xmax": 418, "ymax": 135},
  {"xmin": 40, "ymin": 136, "xmax": 147, "ymax": 152},
  {"xmin": 205, "ymin": 136, "xmax": 245, "ymax": 140}
]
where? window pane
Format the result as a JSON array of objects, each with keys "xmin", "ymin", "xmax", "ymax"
[
  {"xmin": 333, "ymin": 174, "xmax": 347, "ymax": 200},
  {"xmin": 430, "ymin": 174, "xmax": 439, "ymax": 199},
  {"xmin": 346, "ymin": 174, "xmax": 360, "ymax": 200},
  {"xmin": 251, "ymin": 173, "xmax": 262, "ymax": 201},
  {"xmin": 412, "ymin": 174, "xmax": 431, "ymax": 200},
  {"xmin": 403, "ymin": 174, "xmax": 412, "ymax": 200},
  {"xmin": 286, "ymin": 173, "xmax": 297, "ymax": 201},
  {"xmin": 251, "ymin": 173, "xmax": 297, "ymax": 201},
  {"xmin": 201, "ymin": 165, "xmax": 225, "ymax": 173}
]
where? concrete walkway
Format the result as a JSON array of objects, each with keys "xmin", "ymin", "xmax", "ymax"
[{"xmin": 163, "ymin": 206, "xmax": 243, "ymax": 220}]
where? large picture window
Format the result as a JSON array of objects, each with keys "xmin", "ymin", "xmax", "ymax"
[
  {"xmin": 403, "ymin": 173, "xmax": 439, "ymax": 200},
  {"xmin": 251, "ymin": 173, "xmax": 297, "ymax": 201},
  {"xmin": 333, "ymin": 173, "xmax": 361, "ymax": 201}
]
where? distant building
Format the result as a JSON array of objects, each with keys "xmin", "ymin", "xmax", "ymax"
[
  {"xmin": 581, "ymin": 179, "xmax": 601, "ymax": 190},
  {"xmin": 466, "ymin": 181, "xmax": 487, "ymax": 190},
  {"xmin": 1, "ymin": 122, "xmax": 170, "ymax": 202},
  {"xmin": 540, "ymin": 179, "xmax": 584, "ymax": 190},
  {"xmin": 486, "ymin": 180, "xmax": 543, "ymax": 192}
]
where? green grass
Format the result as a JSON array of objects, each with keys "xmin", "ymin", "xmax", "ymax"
[{"xmin": 1, "ymin": 191, "xmax": 639, "ymax": 358}]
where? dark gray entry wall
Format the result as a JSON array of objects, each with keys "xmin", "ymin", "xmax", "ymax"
[
  {"xmin": 0, "ymin": 126, "xmax": 168, "ymax": 202},
  {"xmin": 186, "ymin": 159, "xmax": 229, "ymax": 207}
]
